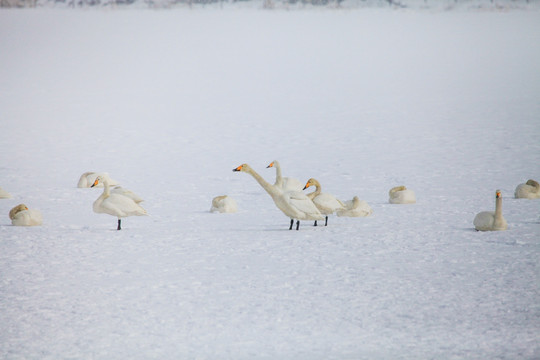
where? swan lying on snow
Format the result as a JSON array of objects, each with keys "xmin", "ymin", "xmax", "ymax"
[
  {"xmin": 78, "ymin": 171, "xmax": 119, "ymax": 188},
  {"xmin": 303, "ymin": 178, "xmax": 344, "ymax": 226},
  {"xmin": 337, "ymin": 196, "xmax": 373, "ymax": 217},
  {"xmin": 9, "ymin": 204, "xmax": 43, "ymax": 226},
  {"xmin": 233, "ymin": 163, "xmax": 323, "ymax": 230},
  {"xmin": 0, "ymin": 186, "xmax": 11, "ymax": 199},
  {"xmin": 473, "ymin": 189, "xmax": 508, "ymax": 231},
  {"xmin": 91, "ymin": 176, "xmax": 147, "ymax": 230},
  {"xmin": 210, "ymin": 195, "xmax": 238, "ymax": 213},
  {"xmin": 514, "ymin": 179, "xmax": 540, "ymax": 199},
  {"xmin": 267, "ymin": 160, "xmax": 304, "ymax": 191},
  {"xmin": 389, "ymin": 185, "xmax": 416, "ymax": 204}
]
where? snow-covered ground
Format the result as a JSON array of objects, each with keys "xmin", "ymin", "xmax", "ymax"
[{"xmin": 1, "ymin": 6, "xmax": 539, "ymax": 359}]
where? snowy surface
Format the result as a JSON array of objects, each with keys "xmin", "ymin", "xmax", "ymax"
[{"xmin": 1, "ymin": 6, "xmax": 540, "ymax": 359}]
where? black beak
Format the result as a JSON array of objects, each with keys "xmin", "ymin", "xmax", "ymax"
[
  {"xmin": 302, "ymin": 185, "xmax": 308, "ymax": 190},
  {"xmin": 233, "ymin": 168, "xmax": 240, "ymax": 172}
]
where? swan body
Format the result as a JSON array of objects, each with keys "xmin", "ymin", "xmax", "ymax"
[
  {"xmin": 9, "ymin": 204, "xmax": 43, "ymax": 226},
  {"xmin": 91, "ymin": 176, "xmax": 147, "ymax": 230},
  {"xmin": 0, "ymin": 186, "xmax": 11, "ymax": 199},
  {"xmin": 337, "ymin": 196, "xmax": 373, "ymax": 217},
  {"xmin": 303, "ymin": 178, "xmax": 344, "ymax": 226},
  {"xmin": 514, "ymin": 179, "xmax": 540, "ymax": 199},
  {"xmin": 233, "ymin": 163, "xmax": 323, "ymax": 230},
  {"xmin": 267, "ymin": 160, "xmax": 304, "ymax": 191},
  {"xmin": 474, "ymin": 190, "xmax": 508, "ymax": 231},
  {"xmin": 210, "ymin": 195, "xmax": 238, "ymax": 213},
  {"xmin": 389, "ymin": 185, "xmax": 416, "ymax": 204},
  {"xmin": 78, "ymin": 172, "xmax": 119, "ymax": 188}
]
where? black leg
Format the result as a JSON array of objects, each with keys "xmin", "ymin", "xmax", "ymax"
[
  {"xmin": 314, "ymin": 220, "xmax": 318, "ymax": 226},
  {"xmin": 296, "ymin": 220, "xmax": 300, "ymax": 230},
  {"xmin": 117, "ymin": 219, "xmax": 122, "ymax": 230},
  {"xmin": 289, "ymin": 219, "xmax": 294, "ymax": 230},
  {"xmin": 325, "ymin": 216, "xmax": 328, "ymax": 226}
]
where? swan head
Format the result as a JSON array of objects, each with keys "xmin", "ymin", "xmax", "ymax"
[
  {"xmin": 266, "ymin": 160, "xmax": 280, "ymax": 169},
  {"xmin": 303, "ymin": 178, "xmax": 320, "ymax": 190},
  {"xmin": 9, "ymin": 204, "xmax": 28, "ymax": 220},
  {"xmin": 233, "ymin": 164, "xmax": 251, "ymax": 172},
  {"xmin": 526, "ymin": 179, "xmax": 539, "ymax": 188},
  {"xmin": 90, "ymin": 176, "xmax": 103, "ymax": 188},
  {"xmin": 496, "ymin": 189, "xmax": 502, "ymax": 199}
]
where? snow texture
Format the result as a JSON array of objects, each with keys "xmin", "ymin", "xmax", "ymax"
[{"xmin": 1, "ymin": 6, "xmax": 539, "ymax": 359}]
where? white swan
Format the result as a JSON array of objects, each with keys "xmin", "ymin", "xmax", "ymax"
[
  {"xmin": 337, "ymin": 196, "xmax": 373, "ymax": 217},
  {"xmin": 473, "ymin": 189, "xmax": 508, "ymax": 231},
  {"xmin": 266, "ymin": 160, "xmax": 304, "ymax": 191},
  {"xmin": 9, "ymin": 204, "xmax": 43, "ymax": 226},
  {"xmin": 78, "ymin": 171, "xmax": 119, "ymax": 188},
  {"xmin": 91, "ymin": 176, "xmax": 147, "ymax": 230},
  {"xmin": 514, "ymin": 179, "xmax": 540, "ymax": 199},
  {"xmin": 303, "ymin": 178, "xmax": 344, "ymax": 226},
  {"xmin": 0, "ymin": 186, "xmax": 11, "ymax": 199},
  {"xmin": 389, "ymin": 185, "xmax": 416, "ymax": 204},
  {"xmin": 210, "ymin": 195, "xmax": 238, "ymax": 213},
  {"xmin": 233, "ymin": 163, "xmax": 324, "ymax": 230}
]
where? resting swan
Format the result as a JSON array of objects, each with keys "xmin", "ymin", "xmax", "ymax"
[
  {"xmin": 91, "ymin": 176, "xmax": 147, "ymax": 230},
  {"xmin": 303, "ymin": 178, "xmax": 344, "ymax": 226},
  {"xmin": 78, "ymin": 171, "xmax": 119, "ymax": 188},
  {"xmin": 266, "ymin": 160, "xmax": 304, "ymax": 191},
  {"xmin": 233, "ymin": 163, "xmax": 323, "ymax": 230},
  {"xmin": 389, "ymin": 185, "xmax": 416, "ymax": 204},
  {"xmin": 514, "ymin": 179, "xmax": 540, "ymax": 199},
  {"xmin": 0, "ymin": 186, "xmax": 11, "ymax": 199},
  {"xmin": 473, "ymin": 189, "xmax": 508, "ymax": 231},
  {"xmin": 9, "ymin": 204, "xmax": 43, "ymax": 226},
  {"xmin": 336, "ymin": 196, "xmax": 373, "ymax": 217},
  {"xmin": 210, "ymin": 195, "xmax": 238, "ymax": 213}
]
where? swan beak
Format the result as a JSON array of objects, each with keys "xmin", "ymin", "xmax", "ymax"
[
  {"xmin": 90, "ymin": 179, "xmax": 99, "ymax": 188},
  {"xmin": 303, "ymin": 181, "xmax": 311, "ymax": 190},
  {"xmin": 496, "ymin": 191, "xmax": 501, "ymax": 198},
  {"xmin": 266, "ymin": 162, "xmax": 274, "ymax": 168},
  {"xmin": 233, "ymin": 165, "xmax": 243, "ymax": 172}
]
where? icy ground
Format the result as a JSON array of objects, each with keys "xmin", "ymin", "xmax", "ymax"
[{"xmin": 1, "ymin": 7, "xmax": 539, "ymax": 359}]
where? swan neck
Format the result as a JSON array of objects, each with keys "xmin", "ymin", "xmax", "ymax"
[
  {"xmin": 102, "ymin": 178, "xmax": 111, "ymax": 197},
  {"xmin": 307, "ymin": 184, "xmax": 321, "ymax": 199},
  {"xmin": 247, "ymin": 167, "xmax": 279, "ymax": 196},
  {"xmin": 274, "ymin": 161, "xmax": 283, "ymax": 187},
  {"xmin": 494, "ymin": 196, "xmax": 503, "ymax": 219}
]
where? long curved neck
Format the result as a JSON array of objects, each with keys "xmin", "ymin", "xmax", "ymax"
[
  {"xmin": 273, "ymin": 161, "xmax": 283, "ymax": 188},
  {"xmin": 494, "ymin": 196, "xmax": 503, "ymax": 219},
  {"xmin": 247, "ymin": 167, "xmax": 280, "ymax": 197},
  {"xmin": 307, "ymin": 183, "xmax": 321, "ymax": 200},
  {"xmin": 102, "ymin": 178, "xmax": 111, "ymax": 197}
]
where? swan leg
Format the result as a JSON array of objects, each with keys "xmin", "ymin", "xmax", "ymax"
[
  {"xmin": 289, "ymin": 219, "xmax": 294, "ymax": 230},
  {"xmin": 314, "ymin": 220, "xmax": 318, "ymax": 226},
  {"xmin": 325, "ymin": 216, "xmax": 328, "ymax": 226},
  {"xmin": 296, "ymin": 220, "xmax": 300, "ymax": 231},
  {"xmin": 117, "ymin": 219, "xmax": 122, "ymax": 230}
]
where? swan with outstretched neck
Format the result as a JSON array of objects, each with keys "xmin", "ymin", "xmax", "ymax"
[
  {"xmin": 91, "ymin": 176, "xmax": 147, "ymax": 230},
  {"xmin": 473, "ymin": 189, "xmax": 508, "ymax": 231},
  {"xmin": 233, "ymin": 163, "xmax": 323, "ymax": 230},
  {"xmin": 303, "ymin": 178, "xmax": 344, "ymax": 226}
]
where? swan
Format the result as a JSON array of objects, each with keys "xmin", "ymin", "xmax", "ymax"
[
  {"xmin": 9, "ymin": 204, "xmax": 43, "ymax": 226},
  {"xmin": 0, "ymin": 186, "xmax": 11, "ymax": 199},
  {"xmin": 389, "ymin": 185, "xmax": 416, "ymax": 204},
  {"xmin": 210, "ymin": 195, "xmax": 238, "ymax": 213},
  {"xmin": 233, "ymin": 163, "xmax": 324, "ymax": 230},
  {"xmin": 303, "ymin": 178, "xmax": 344, "ymax": 226},
  {"xmin": 336, "ymin": 196, "xmax": 373, "ymax": 217},
  {"xmin": 473, "ymin": 189, "xmax": 508, "ymax": 231},
  {"xmin": 266, "ymin": 160, "xmax": 304, "ymax": 191},
  {"xmin": 78, "ymin": 171, "xmax": 119, "ymax": 188},
  {"xmin": 91, "ymin": 176, "xmax": 147, "ymax": 230},
  {"xmin": 514, "ymin": 179, "xmax": 540, "ymax": 199}
]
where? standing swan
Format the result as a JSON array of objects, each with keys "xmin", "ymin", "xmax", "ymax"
[
  {"xmin": 91, "ymin": 176, "xmax": 147, "ymax": 230},
  {"xmin": 266, "ymin": 160, "xmax": 304, "ymax": 191},
  {"xmin": 473, "ymin": 190, "xmax": 508, "ymax": 231},
  {"xmin": 303, "ymin": 178, "xmax": 344, "ymax": 226},
  {"xmin": 514, "ymin": 179, "xmax": 540, "ymax": 199},
  {"xmin": 233, "ymin": 163, "xmax": 323, "ymax": 230},
  {"xmin": 9, "ymin": 204, "xmax": 43, "ymax": 226}
]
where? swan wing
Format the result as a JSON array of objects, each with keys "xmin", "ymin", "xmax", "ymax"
[
  {"xmin": 286, "ymin": 191, "xmax": 324, "ymax": 219},
  {"xmin": 100, "ymin": 193, "xmax": 147, "ymax": 217},
  {"xmin": 314, "ymin": 193, "xmax": 345, "ymax": 213}
]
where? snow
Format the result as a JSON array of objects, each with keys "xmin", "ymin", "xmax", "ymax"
[{"xmin": 1, "ymin": 5, "xmax": 540, "ymax": 359}]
